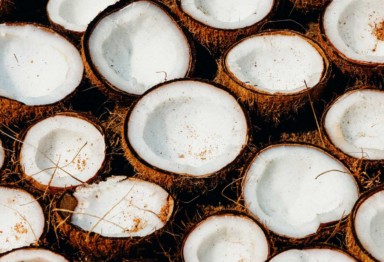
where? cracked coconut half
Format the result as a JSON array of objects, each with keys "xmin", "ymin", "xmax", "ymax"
[
  {"xmin": 269, "ymin": 247, "xmax": 356, "ymax": 261},
  {"xmin": 0, "ymin": 248, "xmax": 68, "ymax": 262},
  {"xmin": 183, "ymin": 213, "xmax": 269, "ymax": 262},
  {"xmin": 243, "ymin": 144, "xmax": 359, "ymax": 239},
  {"xmin": 83, "ymin": 0, "xmax": 193, "ymax": 98},
  {"xmin": 20, "ymin": 114, "xmax": 106, "ymax": 192}
]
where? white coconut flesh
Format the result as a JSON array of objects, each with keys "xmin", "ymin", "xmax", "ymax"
[
  {"xmin": 69, "ymin": 176, "xmax": 173, "ymax": 238},
  {"xmin": 243, "ymin": 144, "xmax": 359, "ymax": 238},
  {"xmin": 47, "ymin": 0, "xmax": 119, "ymax": 32},
  {"xmin": 181, "ymin": 0, "xmax": 274, "ymax": 30},
  {"xmin": 324, "ymin": 0, "xmax": 384, "ymax": 63},
  {"xmin": 324, "ymin": 90, "xmax": 384, "ymax": 160},
  {"xmin": 88, "ymin": 0, "xmax": 191, "ymax": 95},
  {"xmin": 0, "ymin": 139, "xmax": 4, "ymax": 169},
  {"xmin": 183, "ymin": 214, "xmax": 269, "ymax": 262},
  {"xmin": 354, "ymin": 190, "xmax": 384, "ymax": 261},
  {"xmin": 270, "ymin": 248, "xmax": 356, "ymax": 262},
  {"xmin": 128, "ymin": 80, "xmax": 248, "ymax": 176},
  {"xmin": 20, "ymin": 115, "xmax": 106, "ymax": 189},
  {"xmin": 0, "ymin": 187, "xmax": 45, "ymax": 254},
  {"xmin": 0, "ymin": 248, "xmax": 68, "ymax": 262},
  {"xmin": 0, "ymin": 24, "xmax": 83, "ymax": 106},
  {"xmin": 226, "ymin": 33, "xmax": 324, "ymax": 94}
]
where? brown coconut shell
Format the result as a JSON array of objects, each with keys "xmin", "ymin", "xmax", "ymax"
[
  {"xmin": 289, "ymin": 0, "xmax": 329, "ymax": 14},
  {"xmin": 215, "ymin": 30, "xmax": 331, "ymax": 124},
  {"xmin": 81, "ymin": 0, "xmax": 195, "ymax": 103},
  {"xmin": 168, "ymin": 0, "xmax": 279, "ymax": 55}
]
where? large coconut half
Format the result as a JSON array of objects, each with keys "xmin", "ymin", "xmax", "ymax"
[
  {"xmin": 20, "ymin": 114, "xmax": 106, "ymax": 192},
  {"xmin": 0, "ymin": 186, "xmax": 45, "ymax": 254},
  {"xmin": 122, "ymin": 79, "xmax": 248, "ymax": 189},
  {"xmin": 0, "ymin": 248, "xmax": 68, "ymax": 262},
  {"xmin": 83, "ymin": 0, "xmax": 193, "ymax": 98},
  {"xmin": 182, "ymin": 213, "xmax": 269, "ymax": 262},
  {"xmin": 269, "ymin": 247, "xmax": 356, "ymax": 261},
  {"xmin": 216, "ymin": 30, "xmax": 329, "ymax": 123},
  {"xmin": 243, "ymin": 144, "xmax": 359, "ymax": 239}
]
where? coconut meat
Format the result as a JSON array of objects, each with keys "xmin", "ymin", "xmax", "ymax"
[
  {"xmin": 324, "ymin": 0, "xmax": 384, "ymax": 63},
  {"xmin": 243, "ymin": 145, "xmax": 358, "ymax": 238},
  {"xmin": 88, "ymin": 0, "xmax": 191, "ymax": 95},
  {"xmin": 47, "ymin": 0, "xmax": 119, "ymax": 32},
  {"xmin": 324, "ymin": 90, "xmax": 384, "ymax": 160},
  {"xmin": 0, "ymin": 24, "xmax": 83, "ymax": 105},
  {"xmin": 20, "ymin": 115, "xmax": 106, "ymax": 189},
  {"xmin": 270, "ymin": 248, "xmax": 356, "ymax": 262},
  {"xmin": 0, "ymin": 248, "xmax": 68, "ymax": 262},
  {"xmin": 70, "ymin": 176, "xmax": 173, "ymax": 238},
  {"xmin": 226, "ymin": 33, "xmax": 324, "ymax": 94},
  {"xmin": 183, "ymin": 214, "xmax": 269, "ymax": 262},
  {"xmin": 181, "ymin": 0, "xmax": 273, "ymax": 30},
  {"xmin": 354, "ymin": 190, "xmax": 384, "ymax": 261},
  {"xmin": 0, "ymin": 139, "xmax": 4, "ymax": 169},
  {"xmin": 128, "ymin": 80, "xmax": 248, "ymax": 176},
  {"xmin": 0, "ymin": 187, "xmax": 45, "ymax": 254}
]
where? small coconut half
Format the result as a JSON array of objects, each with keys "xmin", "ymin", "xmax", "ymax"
[
  {"xmin": 20, "ymin": 114, "xmax": 106, "ymax": 192},
  {"xmin": 83, "ymin": 0, "xmax": 193, "ymax": 97},
  {"xmin": 47, "ymin": 0, "xmax": 120, "ymax": 33},
  {"xmin": 216, "ymin": 30, "xmax": 329, "ymax": 123},
  {"xmin": 243, "ymin": 144, "xmax": 359, "ymax": 239},
  {"xmin": 0, "ymin": 248, "xmax": 68, "ymax": 262},
  {"xmin": 182, "ymin": 213, "xmax": 269, "ymax": 262},
  {"xmin": 123, "ymin": 79, "xmax": 248, "ymax": 189},
  {"xmin": 269, "ymin": 247, "xmax": 356, "ymax": 261},
  {"xmin": 0, "ymin": 139, "xmax": 4, "ymax": 169},
  {"xmin": 0, "ymin": 186, "xmax": 45, "ymax": 254}
]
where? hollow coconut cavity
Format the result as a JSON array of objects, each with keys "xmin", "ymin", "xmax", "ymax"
[
  {"xmin": 20, "ymin": 114, "xmax": 106, "ymax": 191},
  {"xmin": 183, "ymin": 214, "xmax": 269, "ymax": 262},
  {"xmin": 323, "ymin": 0, "xmax": 384, "ymax": 65},
  {"xmin": 0, "ymin": 23, "xmax": 83, "ymax": 106},
  {"xmin": 85, "ymin": 0, "xmax": 192, "ymax": 96},
  {"xmin": 47, "ymin": 0, "xmax": 120, "ymax": 33},
  {"xmin": 126, "ymin": 80, "xmax": 248, "ymax": 177},
  {"xmin": 243, "ymin": 144, "xmax": 359, "ymax": 239},
  {"xmin": 269, "ymin": 247, "xmax": 356, "ymax": 261},
  {"xmin": 0, "ymin": 248, "xmax": 68, "ymax": 262},
  {"xmin": 324, "ymin": 89, "xmax": 384, "ymax": 160},
  {"xmin": 0, "ymin": 187, "xmax": 45, "ymax": 254},
  {"xmin": 0, "ymin": 139, "xmax": 4, "ymax": 169}
]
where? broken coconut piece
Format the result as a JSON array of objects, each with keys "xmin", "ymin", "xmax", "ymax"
[
  {"xmin": 0, "ymin": 186, "xmax": 45, "ymax": 254},
  {"xmin": 47, "ymin": 0, "xmax": 120, "ymax": 33},
  {"xmin": 216, "ymin": 30, "xmax": 329, "ymax": 123},
  {"xmin": 183, "ymin": 213, "xmax": 269, "ymax": 262},
  {"xmin": 83, "ymin": 0, "xmax": 193, "ymax": 97},
  {"xmin": 123, "ymin": 79, "xmax": 248, "ymax": 189},
  {"xmin": 0, "ymin": 139, "xmax": 4, "ymax": 169},
  {"xmin": 243, "ymin": 144, "xmax": 359, "ymax": 239},
  {"xmin": 53, "ymin": 176, "xmax": 174, "ymax": 257},
  {"xmin": 20, "ymin": 114, "xmax": 106, "ymax": 192},
  {"xmin": 0, "ymin": 248, "xmax": 68, "ymax": 262},
  {"xmin": 347, "ymin": 187, "xmax": 384, "ymax": 261},
  {"xmin": 269, "ymin": 247, "xmax": 356, "ymax": 261}
]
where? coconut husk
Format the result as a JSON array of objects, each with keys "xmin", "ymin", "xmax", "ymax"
[
  {"xmin": 289, "ymin": 0, "xmax": 329, "ymax": 14},
  {"xmin": 0, "ymin": 0, "xmax": 13, "ymax": 17}
]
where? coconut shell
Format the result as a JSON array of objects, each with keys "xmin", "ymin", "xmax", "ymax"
[{"xmin": 215, "ymin": 30, "xmax": 331, "ymax": 124}]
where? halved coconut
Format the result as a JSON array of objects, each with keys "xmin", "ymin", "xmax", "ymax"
[
  {"xmin": 269, "ymin": 247, "xmax": 356, "ymax": 261},
  {"xmin": 47, "ymin": 0, "xmax": 120, "ymax": 34},
  {"xmin": 0, "ymin": 186, "xmax": 45, "ymax": 254},
  {"xmin": 216, "ymin": 30, "xmax": 330, "ymax": 123},
  {"xmin": 0, "ymin": 248, "xmax": 68, "ymax": 262},
  {"xmin": 346, "ymin": 186, "xmax": 384, "ymax": 261},
  {"xmin": 122, "ymin": 79, "xmax": 248, "ymax": 189},
  {"xmin": 0, "ymin": 139, "xmax": 4, "ymax": 169},
  {"xmin": 322, "ymin": 0, "xmax": 384, "ymax": 77},
  {"xmin": 182, "ymin": 213, "xmax": 269, "ymax": 262},
  {"xmin": 53, "ymin": 176, "xmax": 174, "ymax": 258},
  {"xmin": 82, "ymin": 0, "xmax": 193, "ymax": 98},
  {"xmin": 20, "ymin": 113, "xmax": 106, "ymax": 192},
  {"xmin": 169, "ymin": 0, "xmax": 276, "ymax": 53},
  {"xmin": 243, "ymin": 144, "xmax": 359, "ymax": 239}
]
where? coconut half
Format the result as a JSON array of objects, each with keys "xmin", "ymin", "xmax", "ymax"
[
  {"xmin": 0, "ymin": 23, "xmax": 83, "ymax": 106},
  {"xmin": 0, "ymin": 248, "xmax": 68, "ymax": 262},
  {"xmin": 183, "ymin": 213, "xmax": 269, "ymax": 262},
  {"xmin": 20, "ymin": 114, "xmax": 106, "ymax": 191},
  {"xmin": 0, "ymin": 139, "xmax": 4, "ymax": 169},
  {"xmin": 269, "ymin": 247, "xmax": 356, "ymax": 261},
  {"xmin": 83, "ymin": 0, "xmax": 192, "ymax": 97},
  {"xmin": 47, "ymin": 0, "xmax": 120, "ymax": 33},
  {"xmin": 0, "ymin": 187, "xmax": 45, "ymax": 254},
  {"xmin": 243, "ymin": 144, "xmax": 359, "ymax": 239},
  {"xmin": 324, "ymin": 89, "xmax": 384, "ymax": 161}
]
